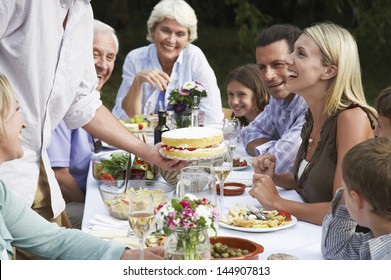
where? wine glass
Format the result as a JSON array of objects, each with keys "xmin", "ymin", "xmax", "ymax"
[
  {"xmin": 128, "ymin": 191, "xmax": 155, "ymax": 260},
  {"xmin": 222, "ymin": 118, "xmax": 241, "ymax": 154},
  {"xmin": 210, "ymin": 141, "xmax": 233, "ymax": 219}
]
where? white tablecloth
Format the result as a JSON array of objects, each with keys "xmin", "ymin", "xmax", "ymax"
[{"xmin": 82, "ymin": 145, "xmax": 324, "ymax": 260}]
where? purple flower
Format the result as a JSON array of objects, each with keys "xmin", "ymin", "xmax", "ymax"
[{"xmin": 173, "ymin": 102, "xmax": 186, "ymax": 113}]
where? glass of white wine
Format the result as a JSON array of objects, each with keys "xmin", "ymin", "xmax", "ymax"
[
  {"xmin": 222, "ymin": 118, "xmax": 241, "ymax": 154},
  {"xmin": 128, "ymin": 191, "xmax": 155, "ymax": 260},
  {"xmin": 210, "ymin": 141, "xmax": 233, "ymax": 218}
]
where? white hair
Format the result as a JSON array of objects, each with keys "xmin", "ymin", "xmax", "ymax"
[
  {"xmin": 146, "ymin": 0, "xmax": 198, "ymax": 43},
  {"xmin": 93, "ymin": 19, "xmax": 119, "ymax": 52}
]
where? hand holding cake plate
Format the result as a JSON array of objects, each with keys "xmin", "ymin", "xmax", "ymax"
[{"xmin": 159, "ymin": 127, "xmax": 227, "ymax": 161}]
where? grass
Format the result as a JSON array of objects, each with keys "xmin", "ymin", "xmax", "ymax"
[{"xmin": 100, "ymin": 25, "xmax": 390, "ymax": 111}]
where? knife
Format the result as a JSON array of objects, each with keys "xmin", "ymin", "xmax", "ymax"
[{"xmin": 246, "ymin": 204, "xmax": 268, "ymax": 220}]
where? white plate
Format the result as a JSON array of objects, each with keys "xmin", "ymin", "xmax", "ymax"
[
  {"xmin": 232, "ymin": 165, "xmax": 250, "ymax": 171},
  {"xmin": 219, "ymin": 215, "xmax": 297, "ymax": 233}
]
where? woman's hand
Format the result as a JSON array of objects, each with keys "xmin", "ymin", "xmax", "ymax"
[
  {"xmin": 121, "ymin": 246, "xmax": 164, "ymax": 260},
  {"xmin": 249, "ymin": 174, "xmax": 281, "ymax": 209},
  {"xmin": 252, "ymin": 154, "xmax": 276, "ymax": 177},
  {"xmin": 135, "ymin": 70, "xmax": 171, "ymax": 91}
]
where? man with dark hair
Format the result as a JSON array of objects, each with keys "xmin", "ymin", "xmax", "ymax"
[{"xmin": 242, "ymin": 24, "xmax": 307, "ymax": 173}]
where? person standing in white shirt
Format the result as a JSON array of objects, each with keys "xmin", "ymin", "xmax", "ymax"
[
  {"xmin": 112, "ymin": 0, "xmax": 224, "ymax": 124},
  {"xmin": 0, "ymin": 1, "xmax": 186, "ymax": 230}
]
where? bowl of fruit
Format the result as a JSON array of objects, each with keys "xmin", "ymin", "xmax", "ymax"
[{"xmin": 118, "ymin": 114, "xmax": 149, "ymax": 132}]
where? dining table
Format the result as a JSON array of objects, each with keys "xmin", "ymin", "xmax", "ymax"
[{"xmin": 81, "ymin": 141, "xmax": 325, "ymax": 260}]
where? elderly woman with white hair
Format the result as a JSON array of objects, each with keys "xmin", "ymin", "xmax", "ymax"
[{"xmin": 112, "ymin": 0, "xmax": 223, "ymax": 124}]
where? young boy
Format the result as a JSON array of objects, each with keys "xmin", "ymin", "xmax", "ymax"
[
  {"xmin": 374, "ymin": 85, "xmax": 391, "ymax": 138},
  {"xmin": 321, "ymin": 137, "xmax": 391, "ymax": 259}
]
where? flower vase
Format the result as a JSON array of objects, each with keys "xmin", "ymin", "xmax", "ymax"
[
  {"xmin": 174, "ymin": 108, "xmax": 192, "ymax": 128},
  {"xmin": 164, "ymin": 227, "xmax": 211, "ymax": 260}
]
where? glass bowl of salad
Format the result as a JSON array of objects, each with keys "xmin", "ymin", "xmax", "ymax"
[
  {"xmin": 98, "ymin": 180, "xmax": 175, "ymax": 220},
  {"xmin": 92, "ymin": 152, "xmax": 130, "ymax": 183},
  {"xmin": 92, "ymin": 152, "xmax": 156, "ymax": 184}
]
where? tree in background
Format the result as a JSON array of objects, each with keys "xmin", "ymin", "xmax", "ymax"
[{"xmin": 92, "ymin": 0, "xmax": 391, "ymax": 108}]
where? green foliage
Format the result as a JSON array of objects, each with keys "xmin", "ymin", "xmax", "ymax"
[
  {"xmin": 224, "ymin": 0, "xmax": 272, "ymax": 52},
  {"xmin": 93, "ymin": 0, "xmax": 391, "ymax": 108}
]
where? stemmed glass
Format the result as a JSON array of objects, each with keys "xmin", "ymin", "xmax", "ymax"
[
  {"xmin": 210, "ymin": 141, "xmax": 233, "ymax": 218},
  {"xmin": 128, "ymin": 191, "xmax": 155, "ymax": 260},
  {"xmin": 222, "ymin": 118, "xmax": 241, "ymax": 154}
]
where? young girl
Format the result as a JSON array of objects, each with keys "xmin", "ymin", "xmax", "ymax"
[{"xmin": 226, "ymin": 64, "xmax": 270, "ymax": 126}]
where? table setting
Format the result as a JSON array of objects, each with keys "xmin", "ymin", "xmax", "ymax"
[{"xmin": 81, "ymin": 127, "xmax": 324, "ymax": 260}]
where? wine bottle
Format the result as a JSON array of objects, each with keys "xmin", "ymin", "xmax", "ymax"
[{"xmin": 154, "ymin": 110, "xmax": 170, "ymax": 144}]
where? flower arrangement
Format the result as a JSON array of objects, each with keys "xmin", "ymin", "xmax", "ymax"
[
  {"xmin": 167, "ymin": 81, "xmax": 207, "ymax": 114},
  {"xmin": 155, "ymin": 194, "xmax": 218, "ymax": 260}
]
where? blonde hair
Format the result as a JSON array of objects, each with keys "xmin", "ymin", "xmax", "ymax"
[
  {"xmin": 146, "ymin": 0, "xmax": 198, "ymax": 43},
  {"xmin": 0, "ymin": 74, "xmax": 17, "ymax": 137},
  {"xmin": 304, "ymin": 22, "xmax": 377, "ymax": 117}
]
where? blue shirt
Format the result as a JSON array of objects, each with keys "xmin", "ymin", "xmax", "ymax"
[
  {"xmin": 322, "ymin": 188, "xmax": 391, "ymax": 260},
  {"xmin": 47, "ymin": 121, "xmax": 94, "ymax": 194},
  {"xmin": 241, "ymin": 94, "xmax": 307, "ymax": 173},
  {"xmin": 112, "ymin": 43, "xmax": 224, "ymax": 124}
]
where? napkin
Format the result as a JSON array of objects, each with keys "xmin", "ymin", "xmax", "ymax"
[{"xmin": 87, "ymin": 214, "xmax": 130, "ymax": 231}]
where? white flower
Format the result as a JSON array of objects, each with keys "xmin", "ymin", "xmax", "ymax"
[
  {"xmin": 195, "ymin": 205, "xmax": 213, "ymax": 226},
  {"xmin": 182, "ymin": 81, "xmax": 196, "ymax": 90},
  {"xmin": 184, "ymin": 193, "xmax": 198, "ymax": 201},
  {"xmin": 195, "ymin": 83, "xmax": 205, "ymax": 92}
]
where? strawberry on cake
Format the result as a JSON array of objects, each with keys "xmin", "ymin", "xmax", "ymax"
[{"xmin": 160, "ymin": 127, "xmax": 226, "ymax": 159}]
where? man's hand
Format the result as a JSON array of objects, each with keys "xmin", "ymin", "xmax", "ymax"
[
  {"xmin": 148, "ymin": 143, "xmax": 190, "ymax": 171},
  {"xmin": 252, "ymin": 154, "xmax": 276, "ymax": 178}
]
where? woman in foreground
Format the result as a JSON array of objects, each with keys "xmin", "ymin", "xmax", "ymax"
[{"xmin": 0, "ymin": 74, "xmax": 163, "ymax": 260}]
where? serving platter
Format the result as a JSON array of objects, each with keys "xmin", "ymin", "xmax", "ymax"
[{"xmin": 219, "ymin": 215, "xmax": 297, "ymax": 233}]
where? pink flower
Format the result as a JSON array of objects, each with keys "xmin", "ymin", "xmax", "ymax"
[{"xmin": 179, "ymin": 89, "xmax": 190, "ymax": 96}]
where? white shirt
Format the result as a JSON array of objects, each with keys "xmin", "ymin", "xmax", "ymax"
[
  {"xmin": 112, "ymin": 43, "xmax": 224, "ymax": 124},
  {"xmin": 0, "ymin": 0, "xmax": 102, "ymax": 217}
]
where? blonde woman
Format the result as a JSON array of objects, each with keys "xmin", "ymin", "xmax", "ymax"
[{"xmin": 250, "ymin": 22, "xmax": 377, "ymax": 225}]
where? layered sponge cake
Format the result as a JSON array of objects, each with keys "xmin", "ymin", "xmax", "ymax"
[{"xmin": 161, "ymin": 127, "xmax": 225, "ymax": 159}]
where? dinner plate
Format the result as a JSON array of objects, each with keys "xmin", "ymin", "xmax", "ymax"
[
  {"xmin": 232, "ymin": 165, "xmax": 249, "ymax": 171},
  {"xmin": 219, "ymin": 215, "xmax": 298, "ymax": 233}
]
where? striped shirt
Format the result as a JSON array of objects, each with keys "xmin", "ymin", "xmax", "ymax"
[
  {"xmin": 241, "ymin": 94, "xmax": 307, "ymax": 173},
  {"xmin": 322, "ymin": 188, "xmax": 391, "ymax": 260},
  {"xmin": 112, "ymin": 43, "xmax": 224, "ymax": 124}
]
